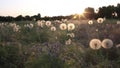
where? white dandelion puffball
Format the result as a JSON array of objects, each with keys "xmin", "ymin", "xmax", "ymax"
[
  {"xmin": 65, "ymin": 39, "xmax": 72, "ymax": 45},
  {"xmin": 101, "ymin": 39, "xmax": 113, "ymax": 49},
  {"xmin": 45, "ymin": 21, "xmax": 51, "ymax": 27},
  {"xmin": 50, "ymin": 26, "xmax": 56, "ymax": 31},
  {"xmin": 97, "ymin": 18, "xmax": 104, "ymax": 23},
  {"xmin": 89, "ymin": 39, "xmax": 102, "ymax": 50},
  {"xmin": 68, "ymin": 23, "xmax": 75, "ymax": 31},
  {"xmin": 88, "ymin": 20, "xmax": 93, "ymax": 25},
  {"xmin": 37, "ymin": 20, "xmax": 43, "ymax": 27},
  {"xmin": 60, "ymin": 23, "xmax": 67, "ymax": 30}
]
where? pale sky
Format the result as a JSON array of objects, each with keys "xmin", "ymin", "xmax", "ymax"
[{"xmin": 0, "ymin": 0, "xmax": 119, "ymax": 17}]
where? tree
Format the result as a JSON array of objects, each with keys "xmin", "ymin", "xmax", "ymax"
[
  {"xmin": 15, "ymin": 15, "xmax": 25, "ymax": 21},
  {"xmin": 83, "ymin": 7, "xmax": 95, "ymax": 19}
]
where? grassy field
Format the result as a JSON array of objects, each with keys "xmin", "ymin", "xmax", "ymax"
[{"xmin": 0, "ymin": 19, "xmax": 120, "ymax": 68}]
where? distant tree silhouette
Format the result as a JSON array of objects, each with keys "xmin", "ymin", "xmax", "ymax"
[
  {"xmin": 0, "ymin": 16, "xmax": 14, "ymax": 22},
  {"xmin": 116, "ymin": 3, "xmax": 120, "ymax": 19},
  {"xmin": 31, "ymin": 13, "xmax": 41, "ymax": 21},
  {"xmin": 83, "ymin": 7, "xmax": 95, "ymax": 19},
  {"xmin": 15, "ymin": 15, "xmax": 25, "ymax": 21},
  {"xmin": 25, "ymin": 15, "xmax": 32, "ymax": 21}
]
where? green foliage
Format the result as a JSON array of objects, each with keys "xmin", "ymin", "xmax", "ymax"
[
  {"xmin": 25, "ymin": 54, "xmax": 67, "ymax": 68},
  {"xmin": 0, "ymin": 45, "xmax": 22, "ymax": 68}
]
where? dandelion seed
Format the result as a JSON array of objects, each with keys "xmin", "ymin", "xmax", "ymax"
[
  {"xmin": 89, "ymin": 39, "xmax": 101, "ymax": 50},
  {"xmin": 60, "ymin": 23, "xmax": 67, "ymax": 30},
  {"xmin": 50, "ymin": 26, "xmax": 56, "ymax": 31},
  {"xmin": 45, "ymin": 21, "xmax": 51, "ymax": 27},
  {"xmin": 68, "ymin": 23, "xmax": 75, "ymax": 31},
  {"xmin": 97, "ymin": 18, "xmax": 104, "ymax": 23},
  {"xmin": 101, "ymin": 39, "xmax": 113, "ymax": 49},
  {"xmin": 88, "ymin": 20, "xmax": 93, "ymax": 25}
]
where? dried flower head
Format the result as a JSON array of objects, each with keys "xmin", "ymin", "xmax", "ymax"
[
  {"xmin": 37, "ymin": 20, "xmax": 43, "ymax": 27},
  {"xmin": 67, "ymin": 33, "xmax": 75, "ymax": 38},
  {"xmin": 65, "ymin": 39, "xmax": 72, "ymax": 45},
  {"xmin": 60, "ymin": 23, "xmax": 67, "ymax": 30},
  {"xmin": 97, "ymin": 18, "xmax": 104, "ymax": 23},
  {"xmin": 50, "ymin": 26, "xmax": 56, "ymax": 31},
  {"xmin": 45, "ymin": 21, "xmax": 51, "ymax": 27},
  {"xmin": 68, "ymin": 23, "xmax": 75, "ymax": 31},
  {"xmin": 101, "ymin": 39, "xmax": 113, "ymax": 49},
  {"xmin": 88, "ymin": 20, "xmax": 93, "ymax": 25},
  {"xmin": 89, "ymin": 39, "xmax": 102, "ymax": 50}
]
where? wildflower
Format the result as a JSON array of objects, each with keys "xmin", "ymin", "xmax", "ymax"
[
  {"xmin": 97, "ymin": 18, "xmax": 104, "ymax": 23},
  {"xmin": 55, "ymin": 20, "xmax": 62, "ymax": 24},
  {"xmin": 101, "ymin": 39, "xmax": 113, "ymax": 49},
  {"xmin": 13, "ymin": 25, "xmax": 21, "ymax": 32},
  {"xmin": 112, "ymin": 12, "xmax": 118, "ymax": 17},
  {"xmin": 29, "ymin": 23, "xmax": 34, "ymax": 28},
  {"xmin": 24, "ymin": 23, "xmax": 33, "ymax": 28},
  {"xmin": 9, "ymin": 23, "xmax": 16, "ymax": 27},
  {"xmin": 68, "ymin": 23, "xmax": 75, "ymax": 31},
  {"xmin": 24, "ymin": 24, "xmax": 29, "ymax": 27},
  {"xmin": 65, "ymin": 39, "xmax": 72, "ymax": 45},
  {"xmin": 37, "ymin": 20, "xmax": 43, "ymax": 27},
  {"xmin": 60, "ymin": 23, "xmax": 67, "ymax": 30},
  {"xmin": 89, "ymin": 39, "xmax": 102, "ymax": 50},
  {"xmin": 62, "ymin": 19, "xmax": 67, "ymax": 23},
  {"xmin": 45, "ymin": 21, "xmax": 51, "ymax": 27},
  {"xmin": 88, "ymin": 20, "xmax": 93, "ymax": 25},
  {"xmin": 50, "ymin": 26, "xmax": 56, "ymax": 31},
  {"xmin": 67, "ymin": 33, "xmax": 75, "ymax": 38}
]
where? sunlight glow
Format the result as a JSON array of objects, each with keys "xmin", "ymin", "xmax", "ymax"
[{"xmin": 0, "ymin": 0, "xmax": 119, "ymax": 17}]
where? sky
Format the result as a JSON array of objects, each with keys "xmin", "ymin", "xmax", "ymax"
[{"xmin": 0, "ymin": 0, "xmax": 119, "ymax": 17}]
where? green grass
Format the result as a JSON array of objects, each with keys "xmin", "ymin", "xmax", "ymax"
[{"xmin": 0, "ymin": 19, "xmax": 120, "ymax": 68}]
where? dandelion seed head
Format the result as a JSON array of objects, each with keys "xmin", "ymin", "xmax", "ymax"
[
  {"xmin": 37, "ymin": 20, "xmax": 43, "ymax": 27},
  {"xmin": 68, "ymin": 23, "xmax": 75, "ymax": 31},
  {"xmin": 89, "ymin": 39, "xmax": 102, "ymax": 50},
  {"xmin": 102, "ymin": 39, "xmax": 113, "ymax": 49},
  {"xmin": 88, "ymin": 20, "xmax": 93, "ymax": 25},
  {"xmin": 45, "ymin": 21, "xmax": 51, "ymax": 27},
  {"xmin": 97, "ymin": 18, "xmax": 104, "ymax": 23},
  {"xmin": 50, "ymin": 26, "xmax": 56, "ymax": 31},
  {"xmin": 60, "ymin": 23, "xmax": 67, "ymax": 30},
  {"xmin": 65, "ymin": 39, "xmax": 72, "ymax": 45}
]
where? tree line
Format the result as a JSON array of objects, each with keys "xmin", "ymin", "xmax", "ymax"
[{"xmin": 0, "ymin": 3, "xmax": 120, "ymax": 22}]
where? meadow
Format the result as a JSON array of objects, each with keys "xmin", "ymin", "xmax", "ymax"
[{"xmin": 0, "ymin": 18, "xmax": 120, "ymax": 68}]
